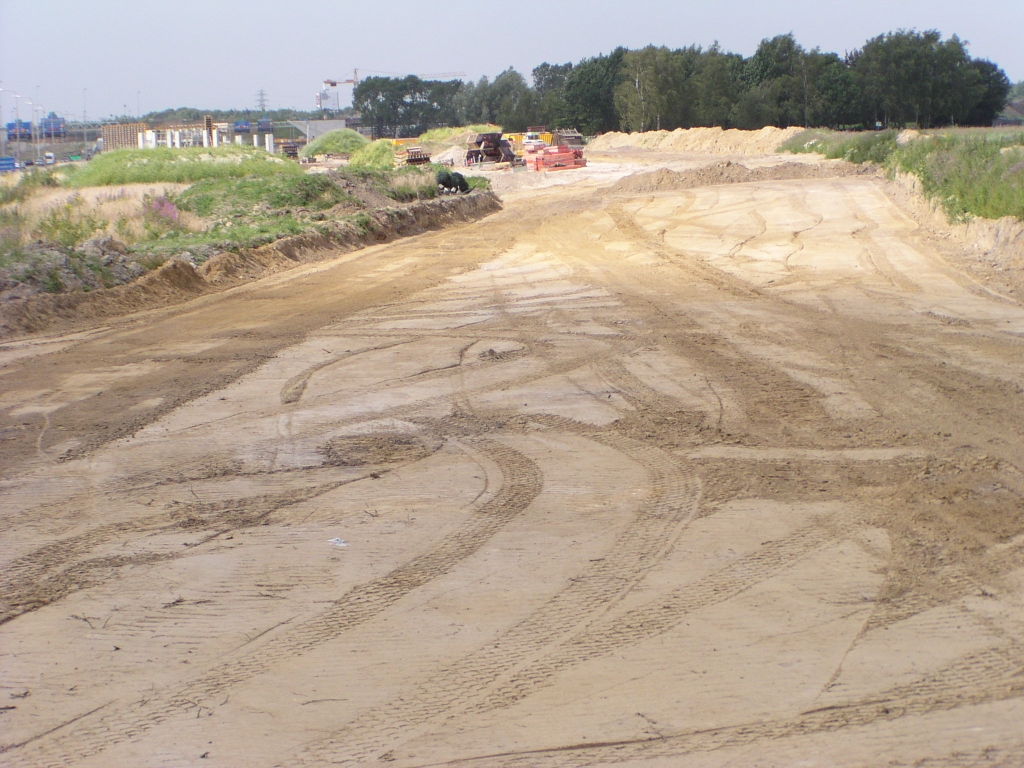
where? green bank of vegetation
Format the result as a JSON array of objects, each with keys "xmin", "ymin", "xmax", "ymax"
[
  {"xmin": 300, "ymin": 129, "xmax": 370, "ymax": 157},
  {"xmin": 347, "ymin": 140, "xmax": 396, "ymax": 170},
  {"xmin": 781, "ymin": 129, "xmax": 1024, "ymax": 222},
  {"xmin": 65, "ymin": 146, "xmax": 300, "ymax": 187},
  {"xmin": 352, "ymin": 30, "xmax": 1012, "ymax": 138},
  {"xmin": 0, "ymin": 149, "xmax": 487, "ymax": 295}
]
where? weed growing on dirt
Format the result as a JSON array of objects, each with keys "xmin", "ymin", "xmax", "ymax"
[
  {"xmin": 64, "ymin": 146, "xmax": 300, "ymax": 187},
  {"xmin": 34, "ymin": 197, "xmax": 106, "ymax": 248},
  {"xmin": 0, "ymin": 169, "xmax": 60, "ymax": 205},
  {"xmin": 300, "ymin": 129, "xmax": 369, "ymax": 157}
]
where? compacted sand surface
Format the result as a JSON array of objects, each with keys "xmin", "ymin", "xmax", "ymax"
[{"xmin": 2, "ymin": 149, "xmax": 1024, "ymax": 767}]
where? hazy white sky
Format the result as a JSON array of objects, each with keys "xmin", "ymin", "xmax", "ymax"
[{"xmin": 1, "ymin": 0, "xmax": 1021, "ymax": 120}]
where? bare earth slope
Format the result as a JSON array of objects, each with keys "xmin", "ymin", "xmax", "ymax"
[{"xmin": 2, "ymin": 150, "xmax": 1024, "ymax": 767}]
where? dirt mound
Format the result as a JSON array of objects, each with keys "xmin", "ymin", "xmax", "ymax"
[
  {"xmin": 588, "ymin": 126, "xmax": 804, "ymax": 155},
  {"xmin": 0, "ymin": 191, "xmax": 502, "ymax": 338},
  {"xmin": 607, "ymin": 159, "xmax": 873, "ymax": 195},
  {"xmin": 432, "ymin": 146, "xmax": 467, "ymax": 167}
]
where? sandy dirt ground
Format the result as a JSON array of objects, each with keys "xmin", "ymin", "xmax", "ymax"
[{"xmin": 2, "ymin": 149, "xmax": 1024, "ymax": 768}]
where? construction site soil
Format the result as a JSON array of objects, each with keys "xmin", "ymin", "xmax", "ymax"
[{"xmin": 2, "ymin": 139, "xmax": 1024, "ymax": 767}]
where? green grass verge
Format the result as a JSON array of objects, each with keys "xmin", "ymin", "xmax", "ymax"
[
  {"xmin": 347, "ymin": 140, "xmax": 396, "ymax": 170},
  {"xmin": 300, "ymin": 129, "xmax": 369, "ymax": 158},
  {"xmin": 176, "ymin": 174, "xmax": 360, "ymax": 217},
  {"xmin": 64, "ymin": 146, "xmax": 301, "ymax": 187},
  {"xmin": 779, "ymin": 129, "xmax": 1024, "ymax": 222},
  {"xmin": 891, "ymin": 134, "xmax": 1024, "ymax": 222},
  {"xmin": 777, "ymin": 129, "xmax": 898, "ymax": 164}
]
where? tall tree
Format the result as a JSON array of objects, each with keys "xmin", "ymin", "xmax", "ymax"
[
  {"xmin": 693, "ymin": 44, "xmax": 744, "ymax": 127},
  {"xmin": 563, "ymin": 49, "xmax": 626, "ymax": 134},
  {"xmin": 532, "ymin": 62, "xmax": 573, "ymax": 127}
]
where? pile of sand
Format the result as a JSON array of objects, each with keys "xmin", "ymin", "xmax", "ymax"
[
  {"xmin": 588, "ymin": 126, "xmax": 804, "ymax": 155},
  {"xmin": 606, "ymin": 160, "xmax": 873, "ymax": 195},
  {"xmin": 432, "ymin": 146, "xmax": 467, "ymax": 167}
]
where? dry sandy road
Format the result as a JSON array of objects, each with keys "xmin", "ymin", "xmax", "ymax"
[{"xmin": 2, "ymin": 156, "xmax": 1024, "ymax": 767}]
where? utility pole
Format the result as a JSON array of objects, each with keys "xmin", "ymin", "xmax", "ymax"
[{"xmin": 257, "ymin": 88, "xmax": 268, "ymax": 112}]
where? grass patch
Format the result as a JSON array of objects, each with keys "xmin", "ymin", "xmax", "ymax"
[
  {"xmin": 177, "ymin": 174, "xmax": 359, "ymax": 218},
  {"xmin": 891, "ymin": 133, "xmax": 1024, "ymax": 222},
  {"xmin": 301, "ymin": 129, "xmax": 369, "ymax": 157},
  {"xmin": 348, "ymin": 140, "xmax": 396, "ymax": 170},
  {"xmin": 778, "ymin": 129, "xmax": 898, "ymax": 164},
  {"xmin": 780, "ymin": 128, "xmax": 1024, "ymax": 222},
  {"xmin": 65, "ymin": 146, "xmax": 300, "ymax": 187}
]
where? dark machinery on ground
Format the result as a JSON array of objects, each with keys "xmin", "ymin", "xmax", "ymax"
[{"xmin": 466, "ymin": 132, "xmax": 517, "ymax": 165}]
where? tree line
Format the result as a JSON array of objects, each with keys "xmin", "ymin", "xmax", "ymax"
[{"xmin": 353, "ymin": 29, "xmax": 1012, "ymax": 138}]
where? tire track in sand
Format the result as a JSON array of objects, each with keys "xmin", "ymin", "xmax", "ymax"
[
  {"xmin": 448, "ymin": 643, "xmax": 1024, "ymax": 767},
  {"xmin": 3, "ymin": 438, "xmax": 541, "ymax": 768},
  {"xmin": 289, "ymin": 394, "xmax": 703, "ymax": 765}
]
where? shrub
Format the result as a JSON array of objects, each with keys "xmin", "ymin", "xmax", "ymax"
[
  {"xmin": 142, "ymin": 194, "xmax": 182, "ymax": 237},
  {"xmin": 35, "ymin": 197, "xmax": 105, "ymax": 247}
]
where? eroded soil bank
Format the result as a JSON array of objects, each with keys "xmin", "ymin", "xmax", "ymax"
[{"xmin": 0, "ymin": 191, "xmax": 501, "ymax": 339}]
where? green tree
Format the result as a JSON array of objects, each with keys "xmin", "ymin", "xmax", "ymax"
[
  {"xmin": 489, "ymin": 69, "xmax": 537, "ymax": 132},
  {"xmin": 563, "ymin": 49, "xmax": 626, "ymax": 134},
  {"xmin": 693, "ymin": 44, "xmax": 744, "ymax": 127},
  {"xmin": 532, "ymin": 62, "xmax": 573, "ymax": 127},
  {"xmin": 964, "ymin": 59, "xmax": 1012, "ymax": 126}
]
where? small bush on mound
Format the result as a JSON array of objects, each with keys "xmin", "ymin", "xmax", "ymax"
[
  {"xmin": 348, "ymin": 140, "xmax": 396, "ymax": 170},
  {"xmin": 66, "ymin": 146, "xmax": 300, "ymax": 187},
  {"xmin": 300, "ymin": 129, "xmax": 370, "ymax": 158}
]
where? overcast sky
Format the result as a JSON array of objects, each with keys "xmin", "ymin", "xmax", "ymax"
[{"xmin": 1, "ymin": 0, "xmax": 1021, "ymax": 120}]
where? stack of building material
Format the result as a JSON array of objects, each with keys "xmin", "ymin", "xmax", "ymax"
[{"xmin": 526, "ymin": 145, "xmax": 587, "ymax": 171}]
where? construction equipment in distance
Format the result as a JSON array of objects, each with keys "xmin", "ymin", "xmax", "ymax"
[
  {"xmin": 466, "ymin": 132, "xmax": 518, "ymax": 166},
  {"xmin": 525, "ymin": 144, "xmax": 587, "ymax": 171}
]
